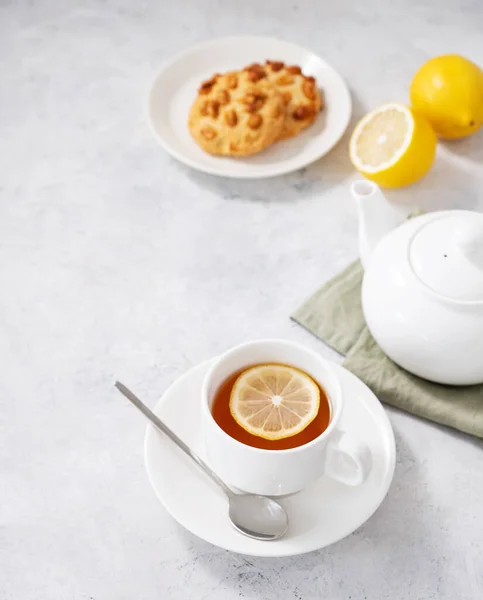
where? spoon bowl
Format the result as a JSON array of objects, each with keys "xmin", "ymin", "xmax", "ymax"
[{"xmin": 229, "ymin": 494, "xmax": 288, "ymax": 540}]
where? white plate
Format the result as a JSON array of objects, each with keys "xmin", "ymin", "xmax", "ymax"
[
  {"xmin": 148, "ymin": 36, "xmax": 352, "ymax": 179},
  {"xmin": 144, "ymin": 359, "xmax": 396, "ymax": 557}
]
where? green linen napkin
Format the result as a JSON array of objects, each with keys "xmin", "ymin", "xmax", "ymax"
[{"xmin": 292, "ymin": 261, "xmax": 483, "ymax": 439}]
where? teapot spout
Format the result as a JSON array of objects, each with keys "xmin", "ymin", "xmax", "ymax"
[{"xmin": 351, "ymin": 180, "xmax": 406, "ymax": 269}]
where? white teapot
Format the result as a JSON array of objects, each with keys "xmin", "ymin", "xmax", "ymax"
[{"xmin": 351, "ymin": 180, "xmax": 483, "ymax": 386}]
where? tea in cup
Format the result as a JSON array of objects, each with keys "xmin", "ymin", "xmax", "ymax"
[{"xmin": 201, "ymin": 339, "xmax": 372, "ymax": 496}]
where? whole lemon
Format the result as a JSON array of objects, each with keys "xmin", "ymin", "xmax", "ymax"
[{"xmin": 410, "ymin": 54, "xmax": 483, "ymax": 139}]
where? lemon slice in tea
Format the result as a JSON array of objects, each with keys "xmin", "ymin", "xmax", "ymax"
[{"xmin": 229, "ymin": 364, "xmax": 320, "ymax": 441}]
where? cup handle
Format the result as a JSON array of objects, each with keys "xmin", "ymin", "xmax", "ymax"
[{"xmin": 324, "ymin": 429, "xmax": 372, "ymax": 486}]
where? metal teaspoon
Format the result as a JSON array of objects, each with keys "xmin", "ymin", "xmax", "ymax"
[{"xmin": 115, "ymin": 381, "xmax": 289, "ymax": 541}]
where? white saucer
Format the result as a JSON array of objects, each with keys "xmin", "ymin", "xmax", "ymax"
[
  {"xmin": 144, "ymin": 359, "xmax": 395, "ymax": 557},
  {"xmin": 148, "ymin": 36, "xmax": 352, "ymax": 179}
]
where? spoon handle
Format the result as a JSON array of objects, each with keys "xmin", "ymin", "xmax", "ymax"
[{"xmin": 115, "ymin": 381, "xmax": 234, "ymax": 498}]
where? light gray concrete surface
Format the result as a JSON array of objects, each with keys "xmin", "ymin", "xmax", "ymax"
[{"xmin": 1, "ymin": 1, "xmax": 483, "ymax": 598}]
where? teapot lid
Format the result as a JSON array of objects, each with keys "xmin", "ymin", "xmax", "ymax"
[{"xmin": 409, "ymin": 212, "xmax": 483, "ymax": 302}]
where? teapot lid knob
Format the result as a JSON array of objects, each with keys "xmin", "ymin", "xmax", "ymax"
[
  {"xmin": 409, "ymin": 212, "xmax": 483, "ymax": 302},
  {"xmin": 453, "ymin": 219, "xmax": 483, "ymax": 266}
]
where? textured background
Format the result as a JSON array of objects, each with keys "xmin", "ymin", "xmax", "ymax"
[{"xmin": 1, "ymin": 1, "xmax": 483, "ymax": 598}]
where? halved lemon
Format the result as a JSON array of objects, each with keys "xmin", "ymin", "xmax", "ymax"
[
  {"xmin": 349, "ymin": 103, "xmax": 437, "ymax": 188},
  {"xmin": 229, "ymin": 364, "xmax": 320, "ymax": 441}
]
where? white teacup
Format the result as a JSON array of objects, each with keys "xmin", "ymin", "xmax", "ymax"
[{"xmin": 201, "ymin": 339, "xmax": 372, "ymax": 496}]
